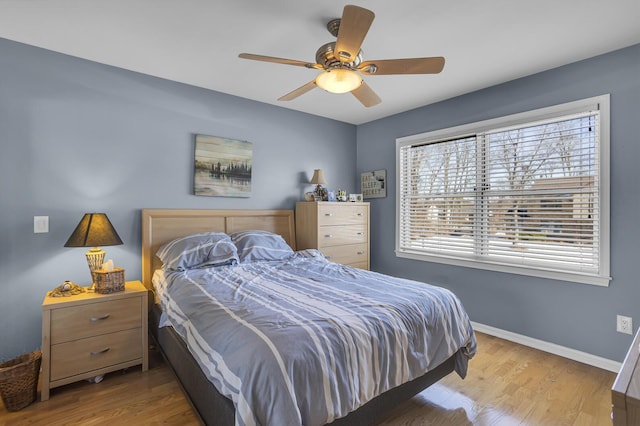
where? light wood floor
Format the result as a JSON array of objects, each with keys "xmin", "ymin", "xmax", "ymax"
[{"xmin": 1, "ymin": 332, "xmax": 615, "ymax": 425}]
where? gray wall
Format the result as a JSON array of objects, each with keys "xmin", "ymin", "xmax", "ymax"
[
  {"xmin": 357, "ymin": 44, "xmax": 640, "ymax": 362},
  {"xmin": 0, "ymin": 38, "xmax": 357, "ymax": 361},
  {"xmin": 2, "ymin": 34, "xmax": 638, "ymax": 365}
]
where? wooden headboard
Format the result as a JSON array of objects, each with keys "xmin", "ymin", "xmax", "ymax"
[{"xmin": 141, "ymin": 209, "xmax": 296, "ymax": 290}]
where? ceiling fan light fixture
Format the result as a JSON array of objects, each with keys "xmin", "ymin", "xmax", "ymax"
[{"xmin": 315, "ymin": 69, "xmax": 362, "ymax": 94}]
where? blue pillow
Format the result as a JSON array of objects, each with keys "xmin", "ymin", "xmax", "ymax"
[
  {"xmin": 230, "ymin": 230, "xmax": 294, "ymax": 263},
  {"xmin": 156, "ymin": 232, "xmax": 239, "ymax": 271}
]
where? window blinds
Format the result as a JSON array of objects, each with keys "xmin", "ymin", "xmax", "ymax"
[{"xmin": 398, "ymin": 110, "xmax": 603, "ymax": 278}]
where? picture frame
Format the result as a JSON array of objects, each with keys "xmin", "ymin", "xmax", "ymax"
[
  {"xmin": 194, "ymin": 134, "xmax": 252, "ymax": 197},
  {"xmin": 349, "ymin": 193, "xmax": 363, "ymax": 202},
  {"xmin": 361, "ymin": 169, "xmax": 386, "ymax": 199}
]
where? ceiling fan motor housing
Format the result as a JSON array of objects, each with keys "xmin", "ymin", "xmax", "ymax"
[{"xmin": 315, "ymin": 42, "xmax": 362, "ymax": 70}]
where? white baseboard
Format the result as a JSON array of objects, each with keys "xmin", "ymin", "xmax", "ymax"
[{"xmin": 471, "ymin": 321, "xmax": 621, "ymax": 373}]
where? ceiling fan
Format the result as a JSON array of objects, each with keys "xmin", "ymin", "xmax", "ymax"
[{"xmin": 238, "ymin": 5, "xmax": 445, "ymax": 108}]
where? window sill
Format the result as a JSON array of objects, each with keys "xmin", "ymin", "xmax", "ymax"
[{"xmin": 395, "ymin": 249, "xmax": 611, "ymax": 287}]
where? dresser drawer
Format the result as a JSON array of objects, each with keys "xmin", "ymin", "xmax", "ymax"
[
  {"xmin": 321, "ymin": 244, "xmax": 368, "ymax": 265},
  {"xmin": 51, "ymin": 297, "xmax": 141, "ymax": 344},
  {"xmin": 317, "ymin": 205, "xmax": 368, "ymax": 226},
  {"xmin": 50, "ymin": 328, "xmax": 142, "ymax": 381},
  {"xmin": 348, "ymin": 261, "xmax": 369, "ymax": 270},
  {"xmin": 318, "ymin": 225, "xmax": 367, "ymax": 247}
]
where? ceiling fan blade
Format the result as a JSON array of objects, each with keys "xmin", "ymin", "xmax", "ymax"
[
  {"xmin": 238, "ymin": 53, "xmax": 323, "ymax": 70},
  {"xmin": 351, "ymin": 81, "xmax": 381, "ymax": 107},
  {"xmin": 335, "ymin": 5, "xmax": 375, "ymax": 63},
  {"xmin": 278, "ymin": 80, "xmax": 317, "ymax": 101},
  {"xmin": 359, "ymin": 57, "xmax": 445, "ymax": 75}
]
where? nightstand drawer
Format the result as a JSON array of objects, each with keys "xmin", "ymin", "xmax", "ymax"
[
  {"xmin": 321, "ymin": 243, "xmax": 368, "ymax": 265},
  {"xmin": 317, "ymin": 205, "xmax": 368, "ymax": 226},
  {"xmin": 318, "ymin": 225, "xmax": 367, "ymax": 247},
  {"xmin": 51, "ymin": 297, "xmax": 141, "ymax": 344},
  {"xmin": 50, "ymin": 328, "xmax": 142, "ymax": 381}
]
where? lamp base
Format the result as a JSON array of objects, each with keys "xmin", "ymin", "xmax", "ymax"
[
  {"xmin": 315, "ymin": 184, "xmax": 327, "ymax": 201},
  {"xmin": 85, "ymin": 247, "xmax": 105, "ymax": 288}
]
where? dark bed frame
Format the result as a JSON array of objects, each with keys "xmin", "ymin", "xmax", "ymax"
[{"xmin": 141, "ymin": 209, "xmax": 458, "ymax": 425}]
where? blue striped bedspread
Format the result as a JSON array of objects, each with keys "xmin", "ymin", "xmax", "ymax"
[{"xmin": 154, "ymin": 249, "xmax": 476, "ymax": 426}]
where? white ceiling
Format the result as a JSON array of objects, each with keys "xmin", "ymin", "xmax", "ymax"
[{"xmin": 1, "ymin": 0, "xmax": 639, "ymax": 125}]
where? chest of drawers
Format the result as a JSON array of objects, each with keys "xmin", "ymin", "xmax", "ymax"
[
  {"xmin": 41, "ymin": 280, "xmax": 148, "ymax": 400},
  {"xmin": 612, "ymin": 328, "xmax": 640, "ymax": 425},
  {"xmin": 295, "ymin": 201, "xmax": 370, "ymax": 269}
]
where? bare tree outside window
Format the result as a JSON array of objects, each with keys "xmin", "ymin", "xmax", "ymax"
[{"xmin": 487, "ymin": 116, "xmax": 596, "ymax": 247}]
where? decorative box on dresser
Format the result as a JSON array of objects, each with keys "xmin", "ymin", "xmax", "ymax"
[
  {"xmin": 41, "ymin": 280, "xmax": 148, "ymax": 401},
  {"xmin": 295, "ymin": 201, "xmax": 370, "ymax": 270}
]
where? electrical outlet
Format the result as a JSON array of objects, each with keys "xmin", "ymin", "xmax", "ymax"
[{"xmin": 617, "ymin": 315, "xmax": 633, "ymax": 335}]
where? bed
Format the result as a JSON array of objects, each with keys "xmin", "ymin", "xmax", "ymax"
[{"xmin": 141, "ymin": 208, "xmax": 476, "ymax": 425}]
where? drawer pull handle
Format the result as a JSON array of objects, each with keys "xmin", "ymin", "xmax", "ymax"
[
  {"xmin": 324, "ymin": 213, "xmax": 333, "ymax": 217},
  {"xmin": 357, "ymin": 251, "xmax": 365, "ymax": 255},
  {"xmin": 90, "ymin": 314, "xmax": 110, "ymax": 322},
  {"xmin": 90, "ymin": 347, "xmax": 110, "ymax": 355},
  {"xmin": 357, "ymin": 232, "xmax": 364, "ymax": 235},
  {"xmin": 324, "ymin": 234, "xmax": 333, "ymax": 238},
  {"xmin": 356, "ymin": 213, "xmax": 363, "ymax": 216}
]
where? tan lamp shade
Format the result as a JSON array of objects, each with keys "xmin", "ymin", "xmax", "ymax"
[
  {"xmin": 310, "ymin": 169, "xmax": 327, "ymax": 185},
  {"xmin": 64, "ymin": 213, "xmax": 123, "ymax": 285}
]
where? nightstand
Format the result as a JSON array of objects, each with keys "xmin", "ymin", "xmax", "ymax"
[{"xmin": 40, "ymin": 280, "xmax": 148, "ymax": 401}]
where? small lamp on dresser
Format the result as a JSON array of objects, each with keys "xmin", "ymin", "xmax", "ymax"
[
  {"xmin": 310, "ymin": 169, "xmax": 327, "ymax": 200},
  {"xmin": 64, "ymin": 213, "xmax": 123, "ymax": 287}
]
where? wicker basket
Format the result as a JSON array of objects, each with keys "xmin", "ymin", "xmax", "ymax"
[
  {"xmin": 94, "ymin": 267, "xmax": 125, "ymax": 294},
  {"xmin": 0, "ymin": 351, "xmax": 41, "ymax": 412}
]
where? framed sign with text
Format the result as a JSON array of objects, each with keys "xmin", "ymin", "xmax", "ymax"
[{"xmin": 361, "ymin": 169, "xmax": 386, "ymax": 199}]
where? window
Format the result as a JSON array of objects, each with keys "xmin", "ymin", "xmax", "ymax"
[{"xmin": 396, "ymin": 95, "xmax": 610, "ymax": 286}]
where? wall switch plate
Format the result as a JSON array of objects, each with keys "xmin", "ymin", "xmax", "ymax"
[
  {"xmin": 617, "ymin": 315, "xmax": 633, "ymax": 335},
  {"xmin": 34, "ymin": 216, "xmax": 49, "ymax": 233}
]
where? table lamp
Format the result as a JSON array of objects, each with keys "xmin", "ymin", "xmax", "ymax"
[
  {"xmin": 64, "ymin": 213, "xmax": 123, "ymax": 286},
  {"xmin": 310, "ymin": 169, "xmax": 327, "ymax": 199}
]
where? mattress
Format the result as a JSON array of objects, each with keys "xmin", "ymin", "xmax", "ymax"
[{"xmin": 154, "ymin": 249, "xmax": 476, "ymax": 426}]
